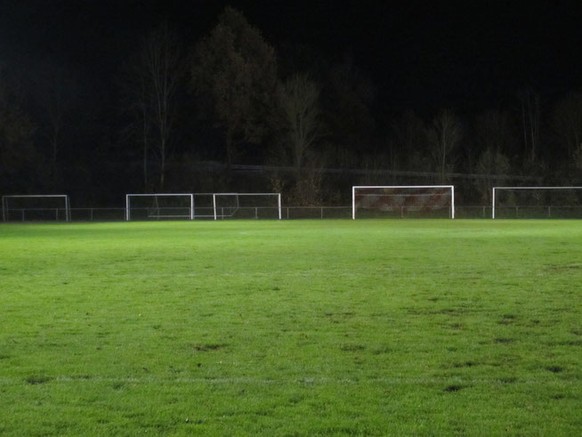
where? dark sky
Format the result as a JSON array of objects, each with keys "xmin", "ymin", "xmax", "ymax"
[{"xmin": 1, "ymin": 0, "xmax": 581, "ymax": 114}]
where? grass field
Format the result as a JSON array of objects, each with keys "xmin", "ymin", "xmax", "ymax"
[{"xmin": 0, "ymin": 219, "xmax": 581, "ymax": 436}]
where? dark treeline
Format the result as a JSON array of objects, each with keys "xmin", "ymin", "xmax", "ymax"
[{"xmin": 1, "ymin": 6, "xmax": 582, "ymax": 207}]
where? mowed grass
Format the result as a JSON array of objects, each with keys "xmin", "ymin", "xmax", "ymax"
[{"xmin": 0, "ymin": 219, "xmax": 581, "ymax": 436}]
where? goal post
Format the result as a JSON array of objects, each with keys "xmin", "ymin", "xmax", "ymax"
[
  {"xmin": 352, "ymin": 186, "xmax": 455, "ymax": 219},
  {"xmin": 191, "ymin": 193, "xmax": 217, "ymax": 219},
  {"xmin": 125, "ymin": 193, "xmax": 194, "ymax": 221},
  {"xmin": 492, "ymin": 186, "xmax": 582, "ymax": 219},
  {"xmin": 212, "ymin": 193, "xmax": 282, "ymax": 220},
  {"xmin": 2, "ymin": 194, "xmax": 71, "ymax": 222}
]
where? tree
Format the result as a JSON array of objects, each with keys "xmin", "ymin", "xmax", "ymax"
[
  {"xmin": 323, "ymin": 53, "xmax": 376, "ymax": 155},
  {"xmin": 121, "ymin": 22, "xmax": 182, "ymax": 191},
  {"xmin": 278, "ymin": 73, "xmax": 322, "ymax": 172},
  {"xmin": 518, "ymin": 87, "xmax": 541, "ymax": 163},
  {"xmin": 473, "ymin": 110, "xmax": 516, "ymax": 155},
  {"xmin": 30, "ymin": 60, "xmax": 78, "ymax": 189},
  {"xmin": 471, "ymin": 110, "xmax": 515, "ymax": 201},
  {"xmin": 190, "ymin": 7, "xmax": 278, "ymax": 167},
  {"xmin": 427, "ymin": 109, "xmax": 462, "ymax": 183},
  {"xmin": 120, "ymin": 54, "xmax": 149, "ymax": 190},
  {"xmin": 475, "ymin": 148, "xmax": 511, "ymax": 203},
  {"xmin": 390, "ymin": 110, "xmax": 429, "ymax": 171},
  {"xmin": 551, "ymin": 91, "xmax": 582, "ymax": 160},
  {"xmin": 276, "ymin": 73, "xmax": 325, "ymax": 205},
  {"xmin": 0, "ymin": 68, "xmax": 39, "ymax": 193}
]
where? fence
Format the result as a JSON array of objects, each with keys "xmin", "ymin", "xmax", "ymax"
[
  {"xmin": 3, "ymin": 205, "xmax": 582, "ymax": 222},
  {"xmin": 2, "ymin": 207, "xmax": 353, "ymax": 222}
]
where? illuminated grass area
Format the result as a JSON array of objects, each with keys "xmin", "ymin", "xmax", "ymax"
[{"xmin": 0, "ymin": 220, "xmax": 581, "ymax": 435}]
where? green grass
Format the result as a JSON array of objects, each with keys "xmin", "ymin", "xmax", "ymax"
[{"xmin": 0, "ymin": 219, "xmax": 581, "ymax": 436}]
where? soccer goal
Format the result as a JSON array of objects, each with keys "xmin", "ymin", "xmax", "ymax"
[
  {"xmin": 191, "ymin": 193, "xmax": 217, "ymax": 219},
  {"xmin": 125, "ymin": 193, "xmax": 194, "ymax": 221},
  {"xmin": 492, "ymin": 186, "xmax": 582, "ymax": 219},
  {"xmin": 212, "ymin": 193, "xmax": 282, "ymax": 220},
  {"xmin": 2, "ymin": 194, "xmax": 71, "ymax": 222},
  {"xmin": 352, "ymin": 186, "xmax": 455, "ymax": 219}
]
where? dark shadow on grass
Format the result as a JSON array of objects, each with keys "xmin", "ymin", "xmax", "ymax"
[
  {"xmin": 25, "ymin": 375, "xmax": 52, "ymax": 385},
  {"xmin": 546, "ymin": 365, "xmax": 564, "ymax": 373},
  {"xmin": 192, "ymin": 343, "xmax": 227, "ymax": 352},
  {"xmin": 340, "ymin": 343, "xmax": 366, "ymax": 352},
  {"xmin": 499, "ymin": 314, "xmax": 518, "ymax": 325},
  {"xmin": 444, "ymin": 384, "xmax": 465, "ymax": 392},
  {"xmin": 452, "ymin": 360, "xmax": 479, "ymax": 368}
]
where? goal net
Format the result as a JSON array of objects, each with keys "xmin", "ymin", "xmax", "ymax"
[
  {"xmin": 2, "ymin": 195, "xmax": 71, "ymax": 222},
  {"xmin": 492, "ymin": 187, "xmax": 582, "ymax": 219},
  {"xmin": 352, "ymin": 186, "xmax": 455, "ymax": 219},
  {"xmin": 125, "ymin": 194, "xmax": 194, "ymax": 221},
  {"xmin": 212, "ymin": 193, "xmax": 282, "ymax": 220},
  {"xmin": 192, "ymin": 193, "xmax": 216, "ymax": 219}
]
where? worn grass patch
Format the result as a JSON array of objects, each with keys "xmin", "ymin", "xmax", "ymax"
[{"xmin": 0, "ymin": 219, "xmax": 581, "ymax": 435}]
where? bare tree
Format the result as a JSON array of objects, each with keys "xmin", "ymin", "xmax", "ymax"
[
  {"xmin": 551, "ymin": 91, "xmax": 582, "ymax": 160},
  {"xmin": 391, "ymin": 110, "xmax": 429, "ymax": 171},
  {"xmin": 122, "ymin": 22, "xmax": 182, "ymax": 191},
  {"xmin": 0, "ymin": 68, "xmax": 39, "ymax": 192},
  {"xmin": 145, "ymin": 23, "xmax": 181, "ymax": 190},
  {"xmin": 271, "ymin": 74, "xmax": 325, "ymax": 205},
  {"xmin": 31, "ymin": 61, "xmax": 78, "ymax": 188},
  {"xmin": 472, "ymin": 110, "xmax": 515, "ymax": 201},
  {"xmin": 291, "ymin": 156, "xmax": 325, "ymax": 206},
  {"xmin": 427, "ymin": 109, "xmax": 462, "ymax": 183},
  {"xmin": 325, "ymin": 53, "xmax": 376, "ymax": 151},
  {"xmin": 121, "ymin": 57, "xmax": 151, "ymax": 190},
  {"xmin": 474, "ymin": 110, "xmax": 516, "ymax": 155},
  {"xmin": 518, "ymin": 87, "xmax": 541, "ymax": 163},
  {"xmin": 190, "ymin": 7, "xmax": 278, "ymax": 168},
  {"xmin": 278, "ymin": 73, "xmax": 322, "ymax": 172},
  {"xmin": 475, "ymin": 148, "xmax": 511, "ymax": 203}
]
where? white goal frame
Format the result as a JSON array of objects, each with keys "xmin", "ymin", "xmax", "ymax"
[
  {"xmin": 125, "ymin": 193, "xmax": 194, "ymax": 221},
  {"xmin": 2, "ymin": 194, "xmax": 71, "ymax": 222},
  {"xmin": 352, "ymin": 185, "xmax": 455, "ymax": 219},
  {"xmin": 212, "ymin": 193, "xmax": 282, "ymax": 220},
  {"xmin": 492, "ymin": 186, "xmax": 582, "ymax": 219}
]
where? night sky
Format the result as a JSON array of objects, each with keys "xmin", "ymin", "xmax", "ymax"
[{"xmin": 2, "ymin": 0, "xmax": 581, "ymax": 114}]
